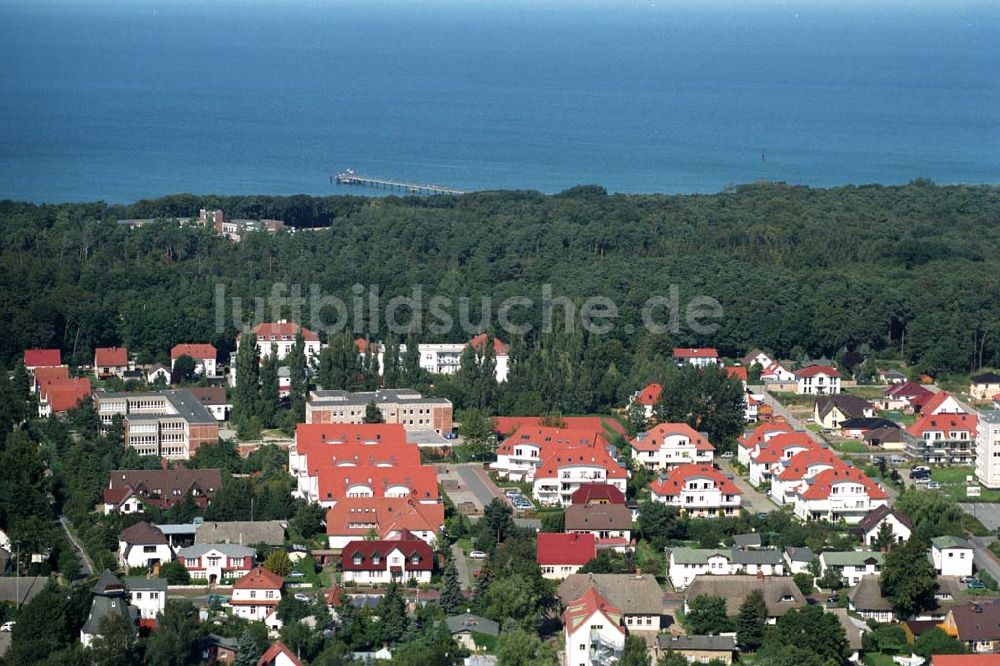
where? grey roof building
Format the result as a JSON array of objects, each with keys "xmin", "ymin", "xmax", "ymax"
[
  {"xmin": 557, "ymin": 573, "xmax": 664, "ymax": 618},
  {"xmin": 446, "ymin": 613, "xmax": 500, "ymax": 637},
  {"xmin": 731, "ymin": 533, "xmax": 762, "ymax": 548},
  {"xmin": 194, "ymin": 521, "xmax": 285, "ymax": 546},
  {"xmin": 684, "ymin": 575, "xmax": 805, "ymax": 618}
]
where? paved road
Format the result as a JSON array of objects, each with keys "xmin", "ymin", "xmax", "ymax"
[
  {"xmin": 964, "ymin": 504, "xmax": 1000, "ymax": 532},
  {"xmin": 456, "ymin": 465, "xmax": 506, "ymax": 508},
  {"xmin": 717, "ymin": 459, "xmax": 779, "ymax": 514},
  {"xmin": 59, "ymin": 515, "xmax": 94, "ymax": 577},
  {"xmin": 450, "ymin": 544, "xmax": 472, "ymax": 591},
  {"xmin": 970, "ymin": 536, "xmax": 1000, "ymax": 582}
]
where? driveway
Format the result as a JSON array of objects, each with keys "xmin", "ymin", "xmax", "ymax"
[
  {"xmin": 455, "ymin": 464, "xmax": 507, "ymax": 508},
  {"xmin": 450, "ymin": 544, "xmax": 473, "ymax": 591},
  {"xmin": 717, "ymin": 459, "xmax": 779, "ymax": 514},
  {"xmin": 59, "ymin": 515, "xmax": 93, "ymax": 578},
  {"xmin": 964, "ymin": 504, "xmax": 1000, "ymax": 532}
]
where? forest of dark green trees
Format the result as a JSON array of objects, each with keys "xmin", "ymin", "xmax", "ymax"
[{"xmin": 0, "ymin": 180, "xmax": 997, "ymax": 378}]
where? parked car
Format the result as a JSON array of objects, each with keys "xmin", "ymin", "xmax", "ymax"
[
  {"xmin": 720, "ymin": 452, "xmax": 734, "ymax": 459},
  {"xmin": 444, "ymin": 432, "xmax": 458, "ymax": 440},
  {"xmin": 504, "ymin": 489, "xmax": 521, "ymax": 498},
  {"xmin": 0, "ymin": 622, "xmax": 15, "ymax": 632},
  {"xmin": 207, "ymin": 594, "xmax": 228, "ymax": 604},
  {"xmin": 913, "ymin": 477, "xmax": 931, "ymax": 485},
  {"xmin": 926, "ymin": 481, "xmax": 942, "ymax": 490},
  {"xmin": 967, "ymin": 579, "xmax": 987, "ymax": 590},
  {"xmin": 294, "ymin": 593, "xmax": 311, "ymax": 602},
  {"xmin": 469, "ymin": 550, "xmax": 487, "ymax": 560},
  {"xmin": 288, "ymin": 571, "xmax": 306, "ymax": 579}
]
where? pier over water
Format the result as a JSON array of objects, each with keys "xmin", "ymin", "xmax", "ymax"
[{"xmin": 333, "ymin": 171, "xmax": 466, "ymax": 196}]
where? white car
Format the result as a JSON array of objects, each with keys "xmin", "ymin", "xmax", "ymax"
[
  {"xmin": 0, "ymin": 622, "xmax": 14, "ymax": 632},
  {"xmin": 294, "ymin": 593, "xmax": 311, "ymax": 602},
  {"xmin": 469, "ymin": 550, "xmax": 487, "ymax": 560},
  {"xmin": 926, "ymin": 481, "xmax": 942, "ymax": 490},
  {"xmin": 720, "ymin": 452, "xmax": 734, "ymax": 459}
]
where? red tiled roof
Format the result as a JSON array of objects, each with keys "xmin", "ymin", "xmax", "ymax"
[
  {"xmin": 341, "ymin": 538, "xmax": 433, "ymax": 571},
  {"xmin": 95, "ymin": 346, "xmax": 128, "ymax": 366},
  {"xmin": 932, "ymin": 655, "xmax": 1000, "ymax": 666},
  {"xmin": 34, "ymin": 365, "xmax": 69, "ymax": 386},
  {"xmin": 24, "ymin": 348, "xmax": 61, "ymax": 368},
  {"xmin": 354, "ymin": 338, "xmax": 380, "ymax": 353},
  {"xmin": 315, "ymin": 465, "xmax": 439, "ymax": 502},
  {"xmin": 673, "ymin": 347, "xmax": 718, "ymax": 359},
  {"xmin": 775, "ymin": 448, "xmax": 843, "ymax": 481},
  {"xmin": 259, "ymin": 641, "xmax": 304, "ymax": 666},
  {"xmin": 649, "ymin": 463, "xmax": 742, "ymax": 497},
  {"xmin": 325, "ymin": 498, "xmax": 444, "ymax": 539},
  {"xmin": 794, "ymin": 364, "xmax": 840, "ymax": 378},
  {"xmin": 469, "ymin": 333, "xmax": 508, "ymax": 355},
  {"xmin": 725, "ymin": 366, "xmax": 748, "ymax": 381},
  {"xmin": 919, "ymin": 391, "xmax": 965, "ymax": 415},
  {"xmin": 495, "ymin": 426, "xmax": 608, "ymax": 456},
  {"xmin": 251, "ymin": 322, "xmax": 319, "ymax": 342},
  {"xmin": 907, "ymin": 413, "xmax": 978, "ymax": 437},
  {"xmin": 563, "ymin": 585, "xmax": 625, "ymax": 635},
  {"xmin": 797, "ymin": 466, "xmax": 887, "ymax": 501},
  {"xmin": 41, "ymin": 378, "xmax": 92, "ymax": 412},
  {"xmin": 571, "ymin": 484, "xmax": 626, "ymax": 505},
  {"xmin": 493, "ymin": 417, "xmax": 625, "ymax": 437},
  {"xmin": 752, "ymin": 432, "xmax": 820, "ymax": 464},
  {"xmin": 737, "ymin": 419, "xmax": 794, "ymax": 450},
  {"xmin": 630, "ymin": 423, "xmax": 714, "ymax": 452},
  {"xmin": 171, "ymin": 343, "xmax": 217, "ymax": 360},
  {"xmin": 533, "ymin": 445, "xmax": 628, "ymax": 480},
  {"xmin": 295, "ymin": 423, "xmax": 417, "ymax": 472},
  {"xmin": 537, "ymin": 533, "xmax": 596, "ymax": 566},
  {"xmin": 885, "ymin": 380, "xmax": 932, "ymax": 399},
  {"xmin": 634, "ymin": 383, "xmax": 663, "ymax": 406},
  {"xmin": 234, "ymin": 566, "xmax": 284, "ymax": 590}
]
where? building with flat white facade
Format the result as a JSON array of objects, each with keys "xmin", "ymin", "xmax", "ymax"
[
  {"xmin": 649, "ymin": 464, "xmax": 742, "ymax": 517},
  {"xmin": 94, "ymin": 389, "xmax": 219, "ymax": 460},
  {"xmin": 118, "ymin": 522, "xmax": 174, "ymax": 569},
  {"xmin": 170, "ymin": 344, "xmax": 218, "ymax": 378},
  {"xmin": 177, "ymin": 544, "xmax": 256, "ymax": 584},
  {"xmin": 243, "ymin": 321, "xmax": 320, "ymax": 362},
  {"xmin": 629, "ymin": 423, "xmax": 714, "ymax": 470},
  {"xmin": 977, "ymin": 411, "xmax": 1000, "ymax": 489},
  {"xmin": 305, "ymin": 388, "xmax": 452, "ymax": 436},
  {"xmin": 792, "ymin": 467, "xmax": 889, "ymax": 524},
  {"xmin": 231, "ymin": 566, "xmax": 283, "ymax": 621},
  {"xmin": 562, "ymin": 586, "xmax": 626, "ymax": 666},
  {"xmin": 341, "ymin": 538, "xmax": 433, "ymax": 585},
  {"xmin": 125, "ymin": 578, "xmax": 167, "ymax": 622},
  {"xmin": 795, "ymin": 365, "xmax": 842, "ymax": 395},
  {"xmin": 673, "ymin": 348, "xmax": 720, "ymax": 368},
  {"xmin": 819, "ymin": 551, "xmax": 884, "ymax": 587},
  {"xmin": 932, "ymin": 536, "xmax": 974, "ymax": 578},
  {"xmin": 667, "ymin": 547, "xmax": 785, "ymax": 590}
]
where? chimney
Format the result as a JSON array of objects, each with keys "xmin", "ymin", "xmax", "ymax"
[{"xmin": 635, "ymin": 568, "xmax": 642, "ymax": 580}]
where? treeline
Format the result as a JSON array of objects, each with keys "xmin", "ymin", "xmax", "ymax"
[{"xmin": 0, "ymin": 180, "xmax": 998, "ymax": 376}]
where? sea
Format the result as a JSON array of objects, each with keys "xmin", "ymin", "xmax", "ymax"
[{"xmin": 0, "ymin": 0, "xmax": 998, "ymax": 204}]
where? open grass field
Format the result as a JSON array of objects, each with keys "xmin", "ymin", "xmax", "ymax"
[{"xmin": 931, "ymin": 467, "xmax": 1000, "ymax": 503}]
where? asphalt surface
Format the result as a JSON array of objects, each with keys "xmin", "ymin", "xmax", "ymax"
[
  {"xmin": 964, "ymin": 504, "xmax": 1000, "ymax": 532},
  {"xmin": 716, "ymin": 458, "xmax": 779, "ymax": 514},
  {"xmin": 59, "ymin": 515, "xmax": 94, "ymax": 577},
  {"xmin": 450, "ymin": 544, "xmax": 472, "ymax": 591},
  {"xmin": 970, "ymin": 536, "xmax": 1000, "ymax": 583},
  {"xmin": 455, "ymin": 465, "xmax": 506, "ymax": 508}
]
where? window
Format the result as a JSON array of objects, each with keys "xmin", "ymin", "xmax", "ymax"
[{"xmin": 353, "ymin": 553, "xmax": 363, "ymax": 566}]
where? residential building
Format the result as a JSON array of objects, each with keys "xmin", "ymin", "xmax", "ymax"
[
  {"xmin": 562, "ymin": 586, "xmax": 626, "ymax": 666},
  {"xmin": 412, "ymin": 335, "xmax": 509, "ymax": 381},
  {"xmin": 656, "ymin": 635, "xmax": 735, "ymax": 666},
  {"xmin": 673, "ymin": 347, "xmax": 719, "ymax": 368},
  {"xmin": 683, "ymin": 576, "xmax": 805, "ymax": 624},
  {"xmin": 198, "ymin": 634, "xmax": 239, "ymax": 664},
  {"xmin": 922, "ymin": 391, "xmax": 968, "ymax": 416},
  {"xmin": 630, "ymin": 383, "xmax": 663, "ymax": 420},
  {"xmin": 732, "ymin": 532, "xmax": 762, "ymax": 549},
  {"xmin": 564, "ymin": 504, "xmax": 633, "ymax": 551},
  {"xmin": 557, "ymin": 573, "xmax": 664, "ymax": 631},
  {"xmin": 177, "ymin": 544, "xmax": 256, "ymax": 583},
  {"xmin": 819, "ymin": 551, "xmax": 884, "ymax": 587},
  {"xmin": 493, "ymin": 416, "xmax": 625, "ymax": 438},
  {"xmin": 146, "ymin": 364, "xmax": 171, "ymax": 385},
  {"xmin": 118, "ymin": 522, "xmax": 174, "ymax": 569},
  {"xmin": 537, "ymin": 533, "xmax": 597, "ymax": 580},
  {"xmin": 125, "ymin": 577, "xmax": 167, "ymax": 624},
  {"xmin": 32, "ymin": 364, "xmax": 69, "ymax": 393},
  {"xmin": 782, "ymin": 547, "xmax": 815, "ymax": 575},
  {"xmin": 649, "ymin": 463, "xmax": 742, "ymax": 517},
  {"xmin": 231, "ymin": 566, "xmax": 283, "ymax": 621},
  {"xmin": 878, "ymin": 380, "xmax": 933, "ymax": 412},
  {"xmin": 629, "ymin": 423, "xmax": 714, "ymax": 470},
  {"xmin": 170, "ymin": 344, "xmax": 218, "ymax": 378},
  {"xmin": 23, "ymin": 348, "xmax": 61, "ymax": 370},
  {"xmin": 864, "ymin": 426, "xmax": 913, "ymax": 450},
  {"xmin": 794, "ymin": 364, "xmax": 842, "ymax": 395},
  {"xmin": 768, "ymin": 447, "xmax": 843, "ymax": 505},
  {"xmin": 305, "ymin": 389, "xmax": 453, "ymax": 436},
  {"xmin": 94, "ymin": 389, "xmax": 220, "ymax": 460},
  {"xmin": 492, "ymin": 425, "xmax": 611, "ymax": 482},
  {"xmin": 940, "ymin": 601, "xmax": 1000, "ymax": 654},
  {"xmin": 847, "ymin": 576, "xmax": 894, "ymax": 623},
  {"xmin": 667, "ymin": 547, "xmax": 784, "ymax": 589},
  {"xmin": 102, "ymin": 469, "xmax": 222, "ymax": 514},
  {"xmin": 324, "ymin": 498, "xmax": 444, "ymax": 548},
  {"xmin": 792, "ymin": 466, "xmax": 889, "ymax": 524},
  {"xmin": 725, "ymin": 365, "xmax": 749, "ymax": 386},
  {"xmin": 977, "ymin": 411, "xmax": 1000, "ymax": 489},
  {"xmin": 37, "ymin": 377, "xmax": 92, "ymax": 416},
  {"xmin": 741, "ymin": 348, "xmax": 774, "ymax": 369},
  {"xmin": 239, "ymin": 320, "xmax": 320, "ymax": 363},
  {"xmin": 570, "ymin": 483, "xmax": 626, "ymax": 506},
  {"xmin": 193, "ymin": 520, "xmax": 285, "ymax": 547},
  {"xmin": 532, "ymin": 447, "xmax": 629, "ymax": 507},
  {"xmin": 759, "ymin": 361, "xmax": 795, "ymax": 383},
  {"xmin": 971, "ymin": 373, "xmax": 1000, "ymax": 402},
  {"xmin": 906, "ymin": 412, "xmax": 979, "ymax": 465},
  {"xmin": 81, "ymin": 571, "xmax": 136, "ymax": 648},
  {"xmin": 839, "ymin": 417, "xmax": 900, "ymax": 440},
  {"xmin": 311, "ymin": 465, "xmax": 439, "ymax": 507},
  {"xmin": 813, "ymin": 395, "xmax": 876, "ymax": 430},
  {"xmin": 932, "ymin": 536, "xmax": 975, "ymax": 578},
  {"xmin": 748, "ymin": 432, "xmax": 821, "ymax": 487},
  {"xmin": 186, "ymin": 387, "xmax": 231, "ymax": 422},
  {"xmin": 446, "ymin": 614, "xmax": 500, "ymax": 652},
  {"xmin": 737, "ymin": 419, "xmax": 795, "ymax": 466},
  {"xmin": 94, "ymin": 346, "xmax": 130, "ymax": 379},
  {"xmin": 258, "ymin": 641, "xmax": 304, "ymax": 666},
  {"xmin": 341, "ymin": 536, "xmax": 433, "ymax": 585},
  {"xmin": 856, "ymin": 506, "xmax": 913, "ymax": 547}
]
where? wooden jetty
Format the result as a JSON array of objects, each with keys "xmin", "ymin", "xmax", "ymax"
[{"xmin": 333, "ymin": 171, "xmax": 466, "ymax": 196}]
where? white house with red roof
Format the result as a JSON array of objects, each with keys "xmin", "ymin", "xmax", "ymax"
[
  {"xmin": 312, "ymin": 465, "xmax": 439, "ymax": 507},
  {"xmin": 94, "ymin": 346, "xmax": 130, "ymax": 379},
  {"xmin": 563, "ymin": 586, "xmax": 626, "ymax": 666},
  {"xmin": 649, "ymin": 463, "xmax": 742, "ymax": 517},
  {"xmin": 176, "ymin": 543, "xmax": 256, "ymax": 583},
  {"xmin": 369, "ymin": 334, "xmax": 511, "ymax": 381},
  {"xmin": 38, "ymin": 377, "xmax": 92, "ymax": 417},
  {"xmin": 231, "ymin": 566, "xmax": 283, "ymax": 621},
  {"xmin": 258, "ymin": 641, "xmax": 304, "ymax": 666},
  {"xmin": 629, "ymin": 423, "xmax": 714, "ymax": 470},
  {"xmin": 794, "ymin": 365, "xmax": 841, "ymax": 395},
  {"xmin": 748, "ymin": 432, "xmax": 821, "ymax": 487},
  {"xmin": 532, "ymin": 447, "xmax": 629, "ymax": 507},
  {"xmin": 792, "ymin": 466, "xmax": 888, "ymax": 524},
  {"xmin": 877, "ymin": 380, "xmax": 933, "ymax": 412},
  {"xmin": 23, "ymin": 348, "xmax": 62, "ymax": 370},
  {"xmin": 341, "ymin": 535, "xmax": 433, "ymax": 585},
  {"xmin": 630, "ymin": 383, "xmax": 663, "ymax": 419},
  {"xmin": 537, "ymin": 533, "xmax": 596, "ymax": 580},
  {"xmin": 324, "ymin": 497, "xmax": 444, "ymax": 548},
  {"xmin": 920, "ymin": 391, "xmax": 967, "ymax": 416},
  {"xmin": 239, "ymin": 320, "xmax": 321, "ymax": 364},
  {"xmin": 737, "ymin": 419, "xmax": 795, "ymax": 466},
  {"xmin": 906, "ymin": 412, "xmax": 978, "ymax": 465},
  {"xmin": 673, "ymin": 348, "xmax": 720, "ymax": 368},
  {"xmin": 768, "ymin": 447, "xmax": 844, "ymax": 505},
  {"xmin": 759, "ymin": 361, "xmax": 795, "ymax": 383},
  {"xmin": 491, "ymin": 425, "xmax": 610, "ymax": 482},
  {"xmin": 170, "ymin": 344, "xmax": 218, "ymax": 378}
]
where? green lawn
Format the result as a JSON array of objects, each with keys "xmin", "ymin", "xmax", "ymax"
[
  {"xmin": 829, "ymin": 440, "xmax": 869, "ymax": 454},
  {"xmin": 930, "ymin": 467, "xmax": 1000, "ymax": 503},
  {"xmin": 883, "ymin": 410, "xmax": 916, "ymax": 426},
  {"xmin": 843, "ymin": 385, "xmax": 887, "ymax": 399},
  {"xmin": 864, "ymin": 653, "xmax": 898, "ymax": 666}
]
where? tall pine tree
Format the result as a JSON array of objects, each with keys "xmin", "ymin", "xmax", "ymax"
[
  {"xmin": 440, "ymin": 558, "xmax": 465, "ymax": 615},
  {"xmin": 232, "ymin": 332, "xmax": 260, "ymax": 434},
  {"xmin": 736, "ymin": 589, "xmax": 767, "ymax": 652},
  {"xmin": 288, "ymin": 329, "xmax": 307, "ymax": 423}
]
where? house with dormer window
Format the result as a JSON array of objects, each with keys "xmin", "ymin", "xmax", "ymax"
[{"xmin": 341, "ymin": 535, "xmax": 433, "ymax": 585}]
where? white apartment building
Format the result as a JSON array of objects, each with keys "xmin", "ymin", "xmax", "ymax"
[
  {"xmin": 125, "ymin": 578, "xmax": 167, "ymax": 622},
  {"xmin": 95, "ymin": 389, "xmax": 219, "ymax": 460},
  {"xmin": 231, "ymin": 567, "xmax": 283, "ymax": 621},
  {"xmin": 818, "ymin": 551, "xmax": 884, "ymax": 587},
  {"xmin": 667, "ymin": 547, "xmax": 785, "ymax": 590},
  {"xmin": 648, "ymin": 464, "xmax": 743, "ymax": 517},
  {"xmin": 794, "ymin": 365, "xmax": 842, "ymax": 395},
  {"xmin": 629, "ymin": 423, "xmax": 715, "ymax": 471},
  {"xmin": 931, "ymin": 536, "xmax": 974, "ymax": 578},
  {"xmin": 977, "ymin": 411, "xmax": 1000, "ymax": 489}
]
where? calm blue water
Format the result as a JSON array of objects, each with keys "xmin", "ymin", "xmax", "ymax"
[{"xmin": 0, "ymin": 1, "xmax": 998, "ymax": 203}]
